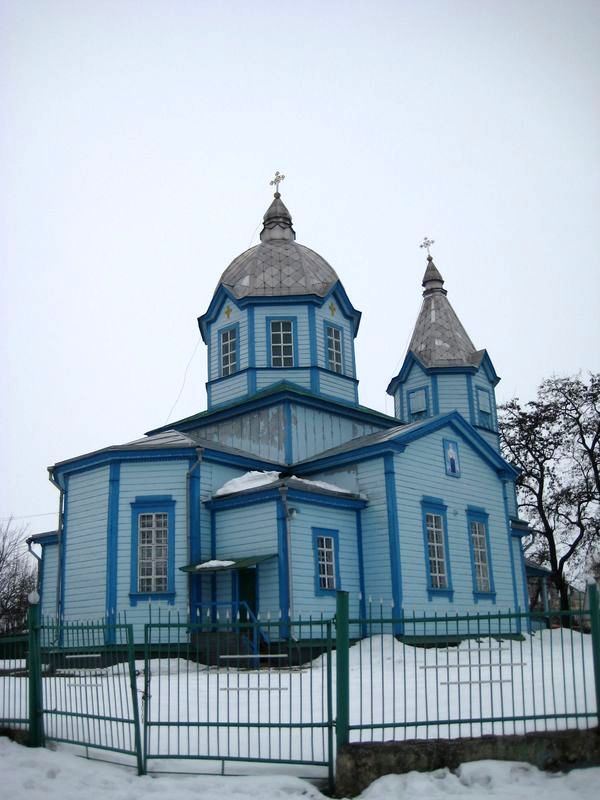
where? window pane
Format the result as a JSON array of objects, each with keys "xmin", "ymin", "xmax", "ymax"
[
  {"xmin": 326, "ymin": 326, "xmax": 342, "ymax": 373},
  {"xmin": 138, "ymin": 511, "xmax": 169, "ymax": 593},
  {"xmin": 271, "ymin": 320, "xmax": 294, "ymax": 367},
  {"xmin": 470, "ymin": 520, "xmax": 491, "ymax": 592},
  {"xmin": 426, "ymin": 512, "xmax": 447, "ymax": 589},
  {"xmin": 317, "ymin": 534, "xmax": 336, "ymax": 590},
  {"xmin": 477, "ymin": 389, "xmax": 491, "ymax": 413},
  {"xmin": 221, "ymin": 328, "xmax": 238, "ymax": 377},
  {"xmin": 410, "ymin": 389, "xmax": 427, "ymax": 413}
]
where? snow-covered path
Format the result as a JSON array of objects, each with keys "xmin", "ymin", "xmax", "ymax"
[{"xmin": 2, "ymin": 737, "xmax": 598, "ymax": 800}]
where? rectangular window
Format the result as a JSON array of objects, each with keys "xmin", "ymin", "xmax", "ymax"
[
  {"xmin": 138, "ymin": 512, "xmax": 168, "ymax": 593},
  {"xmin": 326, "ymin": 326, "xmax": 342, "ymax": 373},
  {"xmin": 220, "ymin": 327, "xmax": 237, "ymax": 376},
  {"xmin": 467, "ymin": 509, "xmax": 494, "ymax": 598},
  {"xmin": 408, "ymin": 387, "xmax": 428, "ymax": 420},
  {"xmin": 470, "ymin": 520, "xmax": 491, "ymax": 593},
  {"xmin": 425, "ymin": 512, "xmax": 448, "ymax": 589},
  {"xmin": 270, "ymin": 320, "xmax": 294, "ymax": 368},
  {"xmin": 477, "ymin": 387, "xmax": 493, "ymax": 429},
  {"xmin": 317, "ymin": 535, "xmax": 336, "ymax": 590}
]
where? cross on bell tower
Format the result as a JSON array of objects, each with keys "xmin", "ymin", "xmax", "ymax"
[{"xmin": 269, "ymin": 170, "xmax": 285, "ymax": 195}]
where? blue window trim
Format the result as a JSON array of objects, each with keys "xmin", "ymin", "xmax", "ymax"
[
  {"xmin": 466, "ymin": 506, "xmax": 496, "ymax": 602},
  {"xmin": 129, "ymin": 495, "xmax": 176, "ymax": 606},
  {"xmin": 266, "ymin": 316, "xmax": 299, "ymax": 368},
  {"xmin": 312, "ymin": 527, "xmax": 341, "ymax": 596},
  {"xmin": 218, "ymin": 322, "xmax": 240, "ymax": 378},
  {"xmin": 407, "ymin": 385, "xmax": 430, "ymax": 421},
  {"xmin": 443, "ymin": 438, "xmax": 461, "ymax": 478},
  {"xmin": 476, "ymin": 385, "xmax": 495, "ymax": 430},
  {"xmin": 323, "ymin": 320, "xmax": 345, "ymax": 375},
  {"xmin": 421, "ymin": 496, "xmax": 454, "ymax": 600}
]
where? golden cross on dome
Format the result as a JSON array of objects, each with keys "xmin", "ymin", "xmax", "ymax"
[
  {"xmin": 269, "ymin": 171, "xmax": 285, "ymax": 192},
  {"xmin": 329, "ymin": 301, "xmax": 336, "ymax": 316},
  {"xmin": 419, "ymin": 237, "xmax": 435, "ymax": 256},
  {"xmin": 224, "ymin": 305, "xmax": 232, "ymax": 319}
]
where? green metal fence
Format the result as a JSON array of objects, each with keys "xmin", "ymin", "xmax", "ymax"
[
  {"xmin": 0, "ymin": 587, "xmax": 598, "ymax": 783},
  {"xmin": 39, "ymin": 617, "xmax": 143, "ymax": 773},
  {"xmin": 0, "ymin": 615, "xmax": 29, "ymax": 734},
  {"xmin": 334, "ymin": 585, "xmax": 600, "ymax": 747},
  {"xmin": 142, "ymin": 614, "xmax": 334, "ymax": 786}
]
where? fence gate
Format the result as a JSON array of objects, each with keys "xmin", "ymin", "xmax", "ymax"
[
  {"xmin": 40, "ymin": 620, "xmax": 143, "ymax": 773},
  {"xmin": 0, "ymin": 626, "xmax": 29, "ymax": 736},
  {"xmin": 143, "ymin": 616, "xmax": 334, "ymax": 785}
]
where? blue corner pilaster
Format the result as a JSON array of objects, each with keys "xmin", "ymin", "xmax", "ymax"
[
  {"xmin": 210, "ymin": 509, "xmax": 217, "ymax": 621},
  {"xmin": 384, "ymin": 453, "xmax": 403, "ymax": 633},
  {"xmin": 502, "ymin": 480, "xmax": 521, "ymax": 631},
  {"xmin": 277, "ymin": 492, "xmax": 290, "ymax": 637},
  {"xmin": 189, "ymin": 459, "xmax": 201, "ymax": 618},
  {"xmin": 105, "ymin": 463, "xmax": 120, "ymax": 640}
]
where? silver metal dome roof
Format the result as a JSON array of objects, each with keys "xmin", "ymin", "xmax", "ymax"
[
  {"xmin": 408, "ymin": 256, "xmax": 483, "ymax": 368},
  {"xmin": 218, "ymin": 193, "xmax": 339, "ymax": 299}
]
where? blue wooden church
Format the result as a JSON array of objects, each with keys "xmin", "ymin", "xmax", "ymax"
[{"xmin": 33, "ymin": 186, "xmax": 529, "ymax": 639}]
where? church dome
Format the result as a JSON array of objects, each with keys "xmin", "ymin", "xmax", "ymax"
[{"xmin": 217, "ymin": 192, "xmax": 339, "ymax": 299}]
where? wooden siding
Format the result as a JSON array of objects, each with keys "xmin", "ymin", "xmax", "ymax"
[
  {"xmin": 305, "ymin": 466, "xmax": 360, "ymax": 495},
  {"xmin": 472, "ymin": 366, "xmax": 501, "ymax": 452},
  {"xmin": 40, "ymin": 543, "xmax": 58, "ymax": 618},
  {"xmin": 208, "ymin": 303, "xmax": 248, "ymax": 381},
  {"xmin": 190, "ymin": 405, "xmax": 286, "ymax": 463},
  {"xmin": 62, "ymin": 466, "xmax": 109, "ymax": 620},
  {"xmin": 116, "ymin": 459, "xmax": 189, "ymax": 640},
  {"xmin": 396, "ymin": 361, "xmax": 431, "ymax": 422},
  {"xmin": 255, "ymin": 368, "xmax": 311, "ymax": 391},
  {"xmin": 355, "ymin": 459, "xmax": 394, "ymax": 608},
  {"xmin": 254, "ymin": 304, "xmax": 310, "ymax": 368},
  {"xmin": 199, "ymin": 461, "xmax": 242, "ymax": 561},
  {"xmin": 436, "ymin": 373, "xmax": 471, "ymax": 416},
  {"xmin": 209, "ymin": 371, "xmax": 248, "ymax": 407},
  {"xmin": 191, "ymin": 402, "xmax": 387, "ymax": 464},
  {"xmin": 290, "ymin": 502, "xmax": 361, "ymax": 619},
  {"xmin": 315, "ymin": 305, "xmax": 355, "ymax": 377},
  {"xmin": 213, "ymin": 502, "xmax": 279, "ymax": 616},
  {"xmin": 291, "ymin": 404, "xmax": 384, "ymax": 462},
  {"xmin": 319, "ymin": 370, "xmax": 357, "ymax": 404},
  {"xmin": 394, "ymin": 426, "xmax": 519, "ymax": 615}
]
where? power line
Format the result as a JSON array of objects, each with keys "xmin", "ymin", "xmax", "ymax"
[{"xmin": 0, "ymin": 511, "xmax": 56, "ymax": 521}]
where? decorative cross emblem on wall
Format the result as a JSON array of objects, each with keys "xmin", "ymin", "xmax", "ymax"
[
  {"xmin": 269, "ymin": 171, "xmax": 285, "ymax": 191},
  {"xmin": 224, "ymin": 305, "xmax": 232, "ymax": 319},
  {"xmin": 329, "ymin": 302, "xmax": 336, "ymax": 316},
  {"xmin": 419, "ymin": 237, "xmax": 435, "ymax": 256}
]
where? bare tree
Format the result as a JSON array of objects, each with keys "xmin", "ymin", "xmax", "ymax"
[
  {"xmin": 499, "ymin": 374, "xmax": 600, "ymax": 610},
  {"xmin": 0, "ymin": 520, "xmax": 37, "ymax": 631}
]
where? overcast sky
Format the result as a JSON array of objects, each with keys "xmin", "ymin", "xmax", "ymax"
[{"xmin": 1, "ymin": 0, "xmax": 599, "ymax": 536}]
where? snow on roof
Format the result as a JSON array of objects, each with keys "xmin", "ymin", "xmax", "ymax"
[
  {"xmin": 193, "ymin": 559, "xmax": 235, "ymax": 570},
  {"xmin": 214, "ymin": 471, "xmax": 281, "ymax": 496},
  {"xmin": 288, "ymin": 475, "xmax": 353, "ymax": 495},
  {"xmin": 213, "ymin": 470, "xmax": 356, "ymax": 498}
]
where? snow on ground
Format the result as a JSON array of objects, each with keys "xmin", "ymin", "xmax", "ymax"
[
  {"xmin": 1, "ymin": 630, "xmax": 596, "ymax": 767},
  {"xmin": 1, "ymin": 737, "xmax": 598, "ymax": 800}
]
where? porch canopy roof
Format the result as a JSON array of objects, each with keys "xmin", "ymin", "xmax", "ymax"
[{"xmin": 179, "ymin": 554, "xmax": 277, "ymax": 573}]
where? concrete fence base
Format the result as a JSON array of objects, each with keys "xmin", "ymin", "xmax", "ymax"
[{"xmin": 335, "ymin": 727, "xmax": 600, "ymax": 797}]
